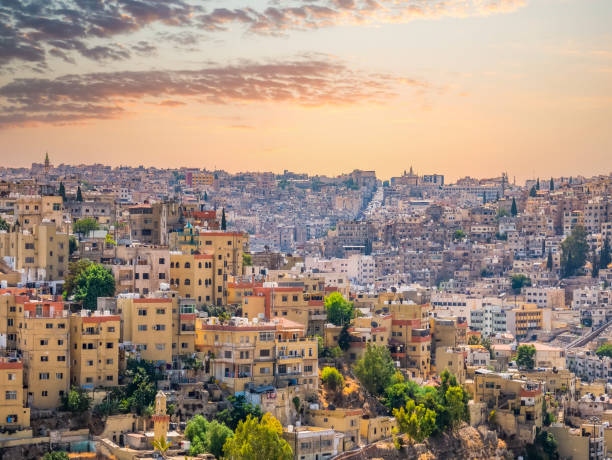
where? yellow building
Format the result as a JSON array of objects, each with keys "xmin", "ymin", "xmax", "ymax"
[
  {"xmin": 170, "ymin": 253, "xmax": 218, "ymax": 305},
  {"xmin": 507, "ymin": 303, "xmax": 552, "ymax": 340},
  {"xmin": 14, "ymin": 195, "xmax": 64, "ymax": 231},
  {"xmin": 196, "ymin": 317, "xmax": 318, "ymax": 394},
  {"xmin": 0, "ymin": 358, "xmax": 30, "ymax": 430},
  {"xmin": 359, "ymin": 416, "xmax": 396, "ymax": 444},
  {"xmin": 0, "ymin": 222, "xmax": 69, "ymax": 282},
  {"xmin": 18, "ymin": 301, "xmax": 70, "ymax": 410},
  {"xmin": 308, "ymin": 408, "xmax": 362, "ymax": 451},
  {"xmin": 69, "ymin": 312, "xmax": 120, "ymax": 389},
  {"xmin": 388, "ymin": 302, "xmax": 431, "ymax": 379},
  {"xmin": 118, "ymin": 294, "xmax": 195, "ymax": 363}
]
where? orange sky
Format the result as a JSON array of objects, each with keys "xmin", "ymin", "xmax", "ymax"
[{"xmin": 1, "ymin": 0, "xmax": 611, "ymax": 182}]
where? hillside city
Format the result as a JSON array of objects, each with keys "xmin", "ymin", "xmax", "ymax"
[{"xmin": 1, "ymin": 155, "xmax": 612, "ymax": 460}]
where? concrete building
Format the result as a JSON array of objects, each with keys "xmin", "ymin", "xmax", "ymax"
[{"xmin": 0, "ymin": 358, "xmax": 30, "ymax": 431}]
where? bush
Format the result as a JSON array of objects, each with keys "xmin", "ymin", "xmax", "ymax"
[{"xmin": 321, "ymin": 367, "xmax": 344, "ymax": 392}]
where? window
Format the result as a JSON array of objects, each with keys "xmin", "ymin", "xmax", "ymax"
[
  {"xmin": 159, "ymin": 273, "xmax": 166, "ymax": 279},
  {"xmin": 57, "ymin": 356, "xmax": 66, "ymax": 361},
  {"xmin": 138, "ymin": 325, "xmax": 147, "ymax": 331},
  {"xmin": 6, "ymin": 415, "xmax": 17, "ymax": 423},
  {"xmin": 7, "ymin": 373, "xmax": 15, "ymax": 381},
  {"xmin": 107, "ymin": 327, "xmax": 115, "ymax": 332},
  {"xmin": 56, "ymin": 373, "xmax": 63, "ymax": 379},
  {"xmin": 40, "ymin": 339, "xmax": 48, "ymax": 346},
  {"xmin": 106, "ymin": 375, "xmax": 114, "ymax": 381},
  {"xmin": 156, "ymin": 308, "xmax": 166, "ymax": 315},
  {"xmin": 40, "ymin": 356, "xmax": 48, "ymax": 362},
  {"xmin": 57, "ymin": 322, "xmax": 65, "ymax": 329},
  {"xmin": 106, "ymin": 342, "xmax": 114, "ymax": 349},
  {"xmin": 159, "ymin": 258, "xmax": 165, "ymax": 264},
  {"xmin": 58, "ymin": 339, "xmax": 64, "ymax": 346},
  {"xmin": 87, "ymin": 360, "xmax": 94, "ymax": 366},
  {"xmin": 260, "ymin": 367, "xmax": 270, "ymax": 374},
  {"xmin": 259, "ymin": 349, "xmax": 270, "ymax": 357},
  {"xmin": 137, "ymin": 309, "xmax": 147, "ymax": 316},
  {"xmin": 153, "ymin": 325, "xmax": 166, "ymax": 331},
  {"xmin": 25, "ymin": 257, "xmax": 35, "ymax": 264},
  {"xmin": 39, "ymin": 373, "xmax": 50, "ymax": 380},
  {"xmin": 156, "ymin": 343, "xmax": 165, "ymax": 350},
  {"xmin": 184, "ymin": 278, "xmax": 191, "ymax": 285},
  {"xmin": 5, "ymin": 391, "xmax": 17, "ymax": 400},
  {"xmin": 42, "ymin": 390, "xmax": 48, "ymax": 397},
  {"xmin": 224, "ymin": 351, "xmax": 232, "ymax": 358},
  {"xmin": 106, "ymin": 359, "xmax": 113, "ymax": 365},
  {"xmin": 142, "ymin": 273, "xmax": 149, "ymax": 280}
]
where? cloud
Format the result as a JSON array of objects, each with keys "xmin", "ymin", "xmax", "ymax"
[
  {"xmin": 0, "ymin": 0, "xmax": 526, "ymax": 69},
  {"xmin": 0, "ymin": 57, "xmax": 428, "ymax": 128}
]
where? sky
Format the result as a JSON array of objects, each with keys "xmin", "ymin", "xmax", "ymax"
[{"xmin": 0, "ymin": 0, "xmax": 611, "ymax": 182}]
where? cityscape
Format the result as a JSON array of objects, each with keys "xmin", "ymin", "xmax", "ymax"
[{"xmin": 1, "ymin": 1, "xmax": 612, "ymax": 460}]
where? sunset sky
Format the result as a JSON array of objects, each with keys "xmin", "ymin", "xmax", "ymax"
[{"xmin": 1, "ymin": 0, "xmax": 611, "ymax": 181}]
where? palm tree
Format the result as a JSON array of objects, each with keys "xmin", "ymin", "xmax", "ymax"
[{"xmin": 152, "ymin": 435, "xmax": 172, "ymax": 458}]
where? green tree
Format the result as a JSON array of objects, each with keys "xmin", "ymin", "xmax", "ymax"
[
  {"xmin": 453, "ymin": 229, "xmax": 465, "ymax": 241},
  {"xmin": 186, "ymin": 414, "xmax": 210, "ymax": 455},
  {"xmin": 601, "ymin": 237, "xmax": 611, "ymax": 269},
  {"xmin": 547, "ymin": 250, "xmax": 553, "ymax": 271},
  {"xmin": 337, "ymin": 325, "xmax": 351, "ymax": 351},
  {"xmin": 61, "ymin": 386, "xmax": 92, "ymax": 413},
  {"xmin": 73, "ymin": 217, "xmax": 99, "ymax": 237},
  {"xmin": 445, "ymin": 386, "xmax": 467, "ymax": 429},
  {"xmin": 511, "ymin": 197, "xmax": 518, "ymax": 216},
  {"xmin": 58, "ymin": 182, "xmax": 66, "ymax": 202},
  {"xmin": 73, "ymin": 263, "xmax": 116, "ymax": 310},
  {"xmin": 530, "ymin": 186, "xmax": 537, "ymax": 197},
  {"xmin": 152, "ymin": 435, "xmax": 172, "ymax": 458},
  {"xmin": 43, "ymin": 452, "xmax": 69, "ymax": 460},
  {"xmin": 511, "ymin": 274, "xmax": 532, "ymax": 293},
  {"xmin": 0, "ymin": 216, "xmax": 9, "ymax": 231},
  {"xmin": 63, "ymin": 259, "xmax": 93, "ymax": 297},
  {"xmin": 596, "ymin": 343, "xmax": 612, "ymax": 358},
  {"xmin": 324, "ymin": 292, "xmax": 354, "ymax": 327},
  {"xmin": 76, "ymin": 185, "xmax": 83, "ymax": 201},
  {"xmin": 561, "ymin": 225, "xmax": 589, "ymax": 277},
  {"xmin": 592, "ymin": 248, "xmax": 599, "ymax": 278},
  {"xmin": 69, "ymin": 235, "xmax": 78, "ymax": 255},
  {"xmin": 223, "ymin": 413, "xmax": 292, "ymax": 460},
  {"xmin": 354, "ymin": 344, "xmax": 396, "ymax": 396},
  {"xmin": 242, "ymin": 253, "xmax": 252, "ymax": 266},
  {"xmin": 321, "ymin": 367, "xmax": 344, "ymax": 392},
  {"xmin": 394, "ymin": 399, "xmax": 436, "ymax": 443},
  {"xmin": 207, "ymin": 420, "xmax": 234, "ymax": 458},
  {"xmin": 221, "ymin": 208, "xmax": 227, "ymax": 230},
  {"xmin": 536, "ymin": 178, "xmax": 540, "ymax": 190},
  {"xmin": 516, "ymin": 345, "xmax": 536, "ymax": 369},
  {"xmin": 217, "ymin": 395, "xmax": 263, "ymax": 431},
  {"xmin": 549, "ymin": 178, "xmax": 554, "ymax": 191},
  {"xmin": 203, "ymin": 191, "xmax": 208, "ymax": 201},
  {"xmin": 468, "ymin": 335, "xmax": 480, "ymax": 345}
]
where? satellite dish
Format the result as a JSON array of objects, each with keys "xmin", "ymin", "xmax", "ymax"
[{"xmin": 371, "ymin": 321, "xmax": 378, "ymax": 328}]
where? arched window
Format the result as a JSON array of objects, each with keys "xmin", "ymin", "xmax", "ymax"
[
  {"xmin": 198, "ymin": 262, "xmax": 202, "ymax": 269},
  {"xmin": 185, "ymin": 262, "xmax": 191, "ymax": 268},
  {"xmin": 170, "ymin": 262, "xmax": 175, "ymax": 268},
  {"xmin": 198, "ymin": 279, "xmax": 202, "ymax": 285},
  {"xmin": 184, "ymin": 279, "xmax": 191, "ymax": 285}
]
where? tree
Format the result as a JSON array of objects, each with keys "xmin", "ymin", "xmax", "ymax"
[
  {"xmin": 73, "ymin": 217, "xmax": 99, "ymax": 237},
  {"xmin": 73, "ymin": 263, "xmax": 116, "ymax": 310},
  {"xmin": 445, "ymin": 386, "xmax": 467, "ymax": 429},
  {"xmin": 153, "ymin": 435, "xmax": 172, "ymax": 458},
  {"xmin": 468, "ymin": 335, "xmax": 480, "ymax": 345},
  {"xmin": 561, "ymin": 225, "xmax": 588, "ymax": 277},
  {"xmin": 453, "ymin": 229, "xmax": 465, "ymax": 241},
  {"xmin": 43, "ymin": 453, "xmax": 69, "ymax": 460},
  {"xmin": 76, "ymin": 185, "xmax": 83, "ymax": 201},
  {"xmin": 394, "ymin": 399, "xmax": 436, "ymax": 443},
  {"xmin": 221, "ymin": 208, "xmax": 227, "ymax": 230},
  {"xmin": 217, "ymin": 395, "xmax": 263, "ymax": 431},
  {"xmin": 69, "ymin": 235, "xmax": 78, "ymax": 255},
  {"xmin": 354, "ymin": 344, "xmax": 396, "ymax": 396},
  {"xmin": 186, "ymin": 414, "xmax": 210, "ymax": 455},
  {"xmin": 511, "ymin": 274, "xmax": 532, "ymax": 293},
  {"xmin": 516, "ymin": 345, "xmax": 536, "ymax": 369},
  {"xmin": 63, "ymin": 259, "xmax": 92, "ymax": 298},
  {"xmin": 223, "ymin": 413, "xmax": 292, "ymax": 460},
  {"xmin": 0, "ymin": 216, "xmax": 9, "ymax": 231},
  {"xmin": 207, "ymin": 420, "xmax": 234, "ymax": 458},
  {"xmin": 242, "ymin": 253, "xmax": 252, "ymax": 266},
  {"xmin": 596, "ymin": 343, "xmax": 612, "ymax": 358},
  {"xmin": 601, "ymin": 237, "xmax": 611, "ymax": 269},
  {"xmin": 321, "ymin": 367, "xmax": 344, "ymax": 392},
  {"xmin": 337, "ymin": 325, "xmax": 351, "ymax": 351},
  {"xmin": 324, "ymin": 292, "xmax": 354, "ymax": 327},
  {"xmin": 61, "ymin": 386, "xmax": 91, "ymax": 413},
  {"xmin": 529, "ymin": 186, "xmax": 537, "ymax": 197},
  {"xmin": 549, "ymin": 177, "xmax": 554, "ymax": 191},
  {"xmin": 536, "ymin": 178, "xmax": 540, "ymax": 191},
  {"xmin": 59, "ymin": 182, "xmax": 66, "ymax": 202},
  {"xmin": 203, "ymin": 191, "xmax": 208, "ymax": 201},
  {"xmin": 511, "ymin": 197, "xmax": 518, "ymax": 216},
  {"xmin": 592, "ymin": 248, "xmax": 599, "ymax": 278},
  {"xmin": 547, "ymin": 250, "xmax": 553, "ymax": 271}
]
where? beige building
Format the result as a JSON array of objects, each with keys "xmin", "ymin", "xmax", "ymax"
[
  {"xmin": 0, "ymin": 222, "xmax": 69, "ymax": 282},
  {"xmin": 18, "ymin": 301, "xmax": 70, "ymax": 409},
  {"xmin": 111, "ymin": 246, "xmax": 170, "ymax": 296},
  {"xmin": 359, "ymin": 416, "xmax": 396, "ymax": 444},
  {"xmin": 282, "ymin": 426, "xmax": 341, "ymax": 460},
  {"xmin": 70, "ymin": 312, "xmax": 120, "ymax": 389},
  {"xmin": 308, "ymin": 408, "xmax": 362, "ymax": 451},
  {"xmin": 0, "ymin": 358, "xmax": 30, "ymax": 431},
  {"xmin": 14, "ymin": 195, "xmax": 64, "ymax": 231}
]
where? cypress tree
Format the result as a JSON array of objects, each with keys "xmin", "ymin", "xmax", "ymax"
[
  {"xmin": 203, "ymin": 191, "xmax": 208, "ymax": 201},
  {"xmin": 76, "ymin": 186, "xmax": 83, "ymax": 202},
  {"xmin": 536, "ymin": 178, "xmax": 540, "ymax": 190},
  {"xmin": 529, "ymin": 186, "xmax": 537, "ymax": 197},
  {"xmin": 549, "ymin": 177, "xmax": 554, "ymax": 191},
  {"xmin": 547, "ymin": 250, "xmax": 553, "ymax": 271},
  {"xmin": 511, "ymin": 198, "xmax": 518, "ymax": 216},
  {"xmin": 221, "ymin": 208, "xmax": 227, "ymax": 230},
  {"xmin": 601, "ymin": 237, "xmax": 611, "ymax": 269},
  {"xmin": 58, "ymin": 182, "xmax": 66, "ymax": 202},
  {"xmin": 592, "ymin": 249, "xmax": 599, "ymax": 278}
]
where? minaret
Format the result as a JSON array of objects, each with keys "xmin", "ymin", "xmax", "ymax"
[
  {"xmin": 152, "ymin": 391, "xmax": 170, "ymax": 443},
  {"xmin": 44, "ymin": 152, "xmax": 50, "ymax": 173}
]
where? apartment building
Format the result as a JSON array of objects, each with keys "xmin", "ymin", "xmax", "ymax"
[
  {"xmin": 14, "ymin": 195, "xmax": 64, "ymax": 231},
  {"xmin": 387, "ymin": 302, "xmax": 431, "ymax": 379},
  {"xmin": 359, "ymin": 416, "xmax": 396, "ymax": 444},
  {"xmin": 186, "ymin": 172, "xmax": 214, "ymax": 187},
  {"xmin": 282, "ymin": 426, "xmax": 341, "ymax": 460},
  {"xmin": 430, "ymin": 316, "xmax": 467, "ymax": 366},
  {"xmin": 0, "ymin": 358, "xmax": 30, "ymax": 431},
  {"xmin": 196, "ymin": 316, "xmax": 318, "ymax": 394},
  {"xmin": 127, "ymin": 202, "xmax": 181, "ymax": 245},
  {"xmin": 111, "ymin": 246, "xmax": 170, "ymax": 296},
  {"xmin": 307, "ymin": 408, "xmax": 362, "ymax": 451},
  {"xmin": 170, "ymin": 253, "xmax": 219, "ymax": 305},
  {"xmin": 69, "ymin": 312, "xmax": 120, "ymax": 389},
  {"xmin": 567, "ymin": 350, "xmax": 612, "ymax": 383},
  {"xmin": 0, "ymin": 222, "xmax": 69, "ymax": 282},
  {"xmin": 470, "ymin": 305, "xmax": 508, "ymax": 336},
  {"xmin": 506, "ymin": 303, "xmax": 552, "ymax": 340},
  {"xmin": 523, "ymin": 287, "xmax": 565, "ymax": 309},
  {"xmin": 18, "ymin": 301, "xmax": 70, "ymax": 410},
  {"xmin": 473, "ymin": 369, "xmax": 543, "ymax": 442}
]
